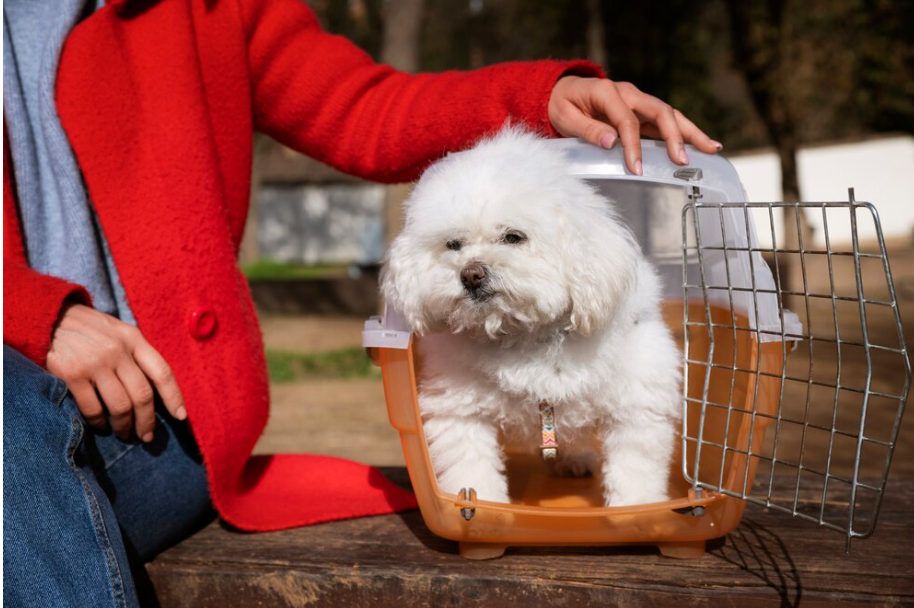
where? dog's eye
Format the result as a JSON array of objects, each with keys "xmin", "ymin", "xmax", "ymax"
[
  {"xmin": 446, "ymin": 239, "xmax": 463, "ymax": 251},
  {"xmin": 502, "ymin": 231, "xmax": 527, "ymax": 245}
]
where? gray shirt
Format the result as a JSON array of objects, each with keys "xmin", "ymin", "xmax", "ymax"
[{"xmin": 4, "ymin": 0, "xmax": 136, "ymax": 324}]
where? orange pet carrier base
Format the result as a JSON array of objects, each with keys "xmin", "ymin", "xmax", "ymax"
[
  {"xmin": 368, "ymin": 303, "xmax": 784, "ymax": 560},
  {"xmin": 364, "ymin": 140, "xmax": 909, "ymax": 559}
]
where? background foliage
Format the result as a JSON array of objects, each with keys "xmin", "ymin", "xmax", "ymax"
[{"xmin": 306, "ymin": 0, "xmax": 913, "ymax": 152}]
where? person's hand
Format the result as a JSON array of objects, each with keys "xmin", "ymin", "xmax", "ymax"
[
  {"xmin": 46, "ymin": 303, "xmax": 187, "ymax": 442},
  {"xmin": 548, "ymin": 75, "xmax": 723, "ymax": 176}
]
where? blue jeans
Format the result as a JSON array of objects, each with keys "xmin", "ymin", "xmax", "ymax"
[{"xmin": 3, "ymin": 345, "xmax": 215, "ymax": 607}]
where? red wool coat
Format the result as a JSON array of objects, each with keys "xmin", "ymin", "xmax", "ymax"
[{"xmin": 3, "ymin": 0, "xmax": 602, "ymax": 531}]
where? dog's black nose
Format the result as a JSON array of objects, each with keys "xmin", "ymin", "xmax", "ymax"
[{"xmin": 460, "ymin": 264, "xmax": 487, "ymax": 291}]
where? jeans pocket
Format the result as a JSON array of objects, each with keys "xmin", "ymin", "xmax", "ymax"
[
  {"xmin": 89, "ymin": 411, "xmax": 174, "ymax": 473},
  {"xmin": 49, "ymin": 376, "xmax": 71, "ymax": 408}
]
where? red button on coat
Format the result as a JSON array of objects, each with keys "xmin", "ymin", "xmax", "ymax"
[{"xmin": 189, "ymin": 306, "xmax": 217, "ymax": 340}]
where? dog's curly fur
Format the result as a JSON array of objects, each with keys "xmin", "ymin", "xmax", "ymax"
[{"xmin": 382, "ymin": 127, "xmax": 681, "ymax": 506}]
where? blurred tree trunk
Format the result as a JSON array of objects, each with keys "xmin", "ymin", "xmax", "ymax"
[
  {"xmin": 724, "ymin": 0, "xmax": 809, "ymax": 301},
  {"xmin": 724, "ymin": 0, "xmax": 800, "ymax": 202},
  {"xmin": 381, "ymin": 0, "xmax": 425, "ymax": 249},
  {"xmin": 380, "ymin": 0, "xmax": 425, "ymax": 73},
  {"xmin": 585, "ymin": 0, "xmax": 607, "ymax": 70}
]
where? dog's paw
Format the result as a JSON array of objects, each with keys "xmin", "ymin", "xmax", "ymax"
[
  {"xmin": 438, "ymin": 469, "xmax": 511, "ymax": 504},
  {"xmin": 604, "ymin": 488, "xmax": 670, "ymax": 507},
  {"xmin": 454, "ymin": 482, "xmax": 510, "ymax": 504},
  {"xmin": 551, "ymin": 450, "xmax": 599, "ymax": 478}
]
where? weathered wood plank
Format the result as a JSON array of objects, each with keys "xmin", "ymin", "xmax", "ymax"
[{"xmin": 145, "ymin": 473, "xmax": 914, "ymax": 607}]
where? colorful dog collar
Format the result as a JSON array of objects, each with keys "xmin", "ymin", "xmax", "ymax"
[{"xmin": 540, "ymin": 401, "xmax": 558, "ymax": 460}]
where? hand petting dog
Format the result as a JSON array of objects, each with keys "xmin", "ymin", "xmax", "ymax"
[{"xmin": 548, "ymin": 76, "xmax": 723, "ymax": 176}]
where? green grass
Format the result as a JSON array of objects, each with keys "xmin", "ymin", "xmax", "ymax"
[
  {"xmin": 242, "ymin": 259, "xmax": 349, "ymax": 281},
  {"xmin": 266, "ymin": 347, "xmax": 381, "ymax": 383}
]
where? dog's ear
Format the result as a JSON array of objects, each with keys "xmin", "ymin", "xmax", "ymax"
[
  {"xmin": 381, "ymin": 232, "xmax": 440, "ymax": 335},
  {"xmin": 563, "ymin": 192, "xmax": 639, "ymax": 336}
]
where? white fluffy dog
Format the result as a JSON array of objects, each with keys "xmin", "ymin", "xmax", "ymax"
[{"xmin": 382, "ymin": 127, "xmax": 681, "ymax": 507}]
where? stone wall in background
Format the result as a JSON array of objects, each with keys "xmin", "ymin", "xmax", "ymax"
[{"xmin": 259, "ymin": 184, "xmax": 386, "ymax": 265}]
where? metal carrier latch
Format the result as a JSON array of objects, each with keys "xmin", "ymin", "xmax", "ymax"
[
  {"xmin": 674, "ymin": 167, "xmax": 703, "ymax": 203},
  {"xmin": 673, "ymin": 167, "xmax": 703, "ymax": 182},
  {"xmin": 673, "ymin": 488, "xmax": 706, "ymax": 517},
  {"xmin": 457, "ymin": 487, "xmax": 477, "ymax": 521}
]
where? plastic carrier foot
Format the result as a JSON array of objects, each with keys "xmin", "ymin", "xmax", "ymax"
[
  {"xmin": 459, "ymin": 542, "xmax": 508, "ymax": 560},
  {"xmin": 656, "ymin": 540, "xmax": 706, "ymax": 559}
]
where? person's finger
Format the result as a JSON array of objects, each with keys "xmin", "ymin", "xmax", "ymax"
[
  {"xmin": 69, "ymin": 380, "xmax": 108, "ymax": 430},
  {"xmin": 647, "ymin": 102, "xmax": 688, "ymax": 165},
  {"xmin": 555, "ymin": 102, "xmax": 619, "ymax": 149},
  {"xmin": 132, "ymin": 337, "xmax": 187, "ymax": 421},
  {"xmin": 673, "ymin": 109, "xmax": 722, "ymax": 153},
  {"xmin": 600, "ymin": 125, "xmax": 619, "ymax": 149},
  {"xmin": 117, "ymin": 362, "xmax": 157, "ymax": 443},
  {"xmin": 640, "ymin": 121, "xmax": 722, "ymax": 160},
  {"xmin": 621, "ymin": 89, "xmax": 688, "ymax": 166},
  {"xmin": 594, "ymin": 82, "xmax": 643, "ymax": 175},
  {"xmin": 95, "ymin": 372, "xmax": 134, "ymax": 440}
]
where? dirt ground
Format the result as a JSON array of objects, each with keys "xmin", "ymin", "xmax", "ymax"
[
  {"xmin": 254, "ymin": 315, "xmax": 405, "ymax": 465},
  {"xmin": 255, "ymin": 377, "xmax": 404, "ymax": 465},
  {"xmin": 255, "ymin": 241, "xmax": 914, "ymax": 481}
]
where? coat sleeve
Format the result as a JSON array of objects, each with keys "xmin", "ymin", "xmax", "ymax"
[
  {"xmin": 3, "ymin": 132, "xmax": 92, "ymax": 368},
  {"xmin": 236, "ymin": 0, "xmax": 604, "ymax": 184}
]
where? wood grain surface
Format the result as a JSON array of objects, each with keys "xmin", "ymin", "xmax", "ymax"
[{"xmin": 144, "ymin": 471, "xmax": 913, "ymax": 607}]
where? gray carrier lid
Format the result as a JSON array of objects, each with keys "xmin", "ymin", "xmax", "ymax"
[{"xmin": 363, "ymin": 138, "xmax": 801, "ymax": 348}]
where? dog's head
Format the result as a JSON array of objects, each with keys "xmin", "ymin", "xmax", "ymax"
[{"xmin": 382, "ymin": 127, "xmax": 639, "ymax": 340}]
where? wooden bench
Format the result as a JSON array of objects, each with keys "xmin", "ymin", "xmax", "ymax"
[{"xmin": 144, "ymin": 470, "xmax": 913, "ymax": 607}]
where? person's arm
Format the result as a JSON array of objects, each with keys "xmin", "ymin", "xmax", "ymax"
[
  {"xmin": 237, "ymin": 0, "xmax": 720, "ymax": 181},
  {"xmin": 548, "ymin": 77, "xmax": 722, "ymax": 175},
  {"xmin": 237, "ymin": 0, "xmax": 603, "ymax": 183},
  {"xmin": 3, "ymin": 132, "xmax": 186, "ymax": 443},
  {"xmin": 3, "ymin": 133, "xmax": 92, "ymax": 367}
]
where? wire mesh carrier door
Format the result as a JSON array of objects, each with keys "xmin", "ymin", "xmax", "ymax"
[{"xmin": 681, "ymin": 187, "xmax": 911, "ymax": 551}]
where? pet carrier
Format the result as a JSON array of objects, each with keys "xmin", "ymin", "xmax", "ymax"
[{"xmin": 363, "ymin": 139, "xmax": 910, "ymax": 559}]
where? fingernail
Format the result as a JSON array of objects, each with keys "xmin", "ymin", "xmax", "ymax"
[
  {"xmin": 142, "ymin": 432, "xmax": 154, "ymax": 443},
  {"xmin": 176, "ymin": 406, "xmax": 187, "ymax": 420},
  {"xmin": 634, "ymin": 159, "xmax": 643, "ymax": 176},
  {"xmin": 599, "ymin": 132, "xmax": 616, "ymax": 149},
  {"xmin": 711, "ymin": 140, "xmax": 723, "ymax": 151},
  {"xmin": 679, "ymin": 149, "xmax": 689, "ymax": 165}
]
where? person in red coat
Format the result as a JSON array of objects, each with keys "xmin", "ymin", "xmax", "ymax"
[{"xmin": 3, "ymin": 0, "xmax": 720, "ymax": 605}]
